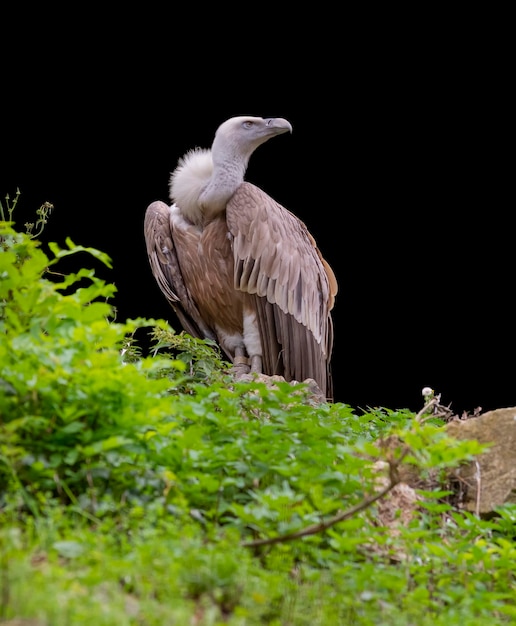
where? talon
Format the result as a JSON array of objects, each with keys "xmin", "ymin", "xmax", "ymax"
[{"xmin": 232, "ymin": 363, "xmax": 251, "ymax": 377}]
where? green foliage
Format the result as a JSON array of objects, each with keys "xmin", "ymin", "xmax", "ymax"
[
  {"xmin": 0, "ymin": 222, "xmax": 182, "ymax": 517},
  {"xmin": 0, "ymin": 188, "xmax": 54, "ymax": 238},
  {"xmin": 1, "ymin": 220, "xmax": 515, "ymax": 625},
  {"xmin": 148, "ymin": 324, "xmax": 229, "ymax": 386},
  {"xmin": 0, "ymin": 189, "xmax": 22, "ymax": 223}
]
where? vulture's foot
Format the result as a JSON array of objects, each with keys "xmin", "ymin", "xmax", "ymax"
[
  {"xmin": 231, "ymin": 354, "xmax": 251, "ymax": 377},
  {"xmin": 250, "ymin": 355, "xmax": 262, "ymax": 374}
]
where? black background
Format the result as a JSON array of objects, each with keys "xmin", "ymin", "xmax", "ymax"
[{"xmin": 2, "ymin": 10, "xmax": 511, "ymax": 415}]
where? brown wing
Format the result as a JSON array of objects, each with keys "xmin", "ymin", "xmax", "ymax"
[
  {"xmin": 144, "ymin": 200, "xmax": 218, "ymax": 342},
  {"xmin": 226, "ymin": 182, "xmax": 338, "ymax": 400}
]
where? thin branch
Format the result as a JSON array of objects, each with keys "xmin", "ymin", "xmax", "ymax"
[
  {"xmin": 242, "ymin": 475, "xmax": 400, "ymax": 548},
  {"xmin": 474, "ymin": 459, "xmax": 481, "ymax": 518},
  {"xmin": 243, "ymin": 393, "xmax": 440, "ymax": 549}
]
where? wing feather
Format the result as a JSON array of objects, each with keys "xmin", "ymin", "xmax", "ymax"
[
  {"xmin": 144, "ymin": 201, "xmax": 217, "ymax": 342},
  {"xmin": 227, "ymin": 182, "xmax": 337, "ymax": 400},
  {"xmin": 228, "ymin": 183, "xmax": 336, "ymax": 341}
]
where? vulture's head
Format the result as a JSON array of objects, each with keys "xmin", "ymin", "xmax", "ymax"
[
  {"xmin": 211, "ymin": 116, "xmax": 293, "ymax": 168},
  {"xmin": 170, "ymin": 116, "xmax": 292, "ymax": 225}
]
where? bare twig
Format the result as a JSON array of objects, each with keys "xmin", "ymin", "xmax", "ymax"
[
  {"xmin": 242, "ymin": 388, "xmax": 447, "ymax": 549},
  {"xmin": 243, "ymin": 441, "xmax": 412, "ymax": 548},
  {"xmin": 474, "ymin": 460, "xmax": 481, "ymax": 518},
  {"xmin": 242, "ymin": 475, "xmax": 401, "ymax": 548}
]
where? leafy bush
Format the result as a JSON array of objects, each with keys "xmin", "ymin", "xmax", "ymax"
[
  {"xmin": 0, "ymin": 222, "xmax": 182, "ymax": 517},
  {"xmin": 1, "ymin": 219, "xmax": 515, "ymax": 625}
]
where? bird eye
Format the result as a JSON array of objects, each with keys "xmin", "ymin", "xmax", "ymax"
[{"xmin": 243, "ymin": 121, "xmax": 253, "ymax": 129}]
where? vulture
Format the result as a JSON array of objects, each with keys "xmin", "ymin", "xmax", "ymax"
[{"xmin": 144, "ymin": 115, "xmax": 338, "ymax": 401}]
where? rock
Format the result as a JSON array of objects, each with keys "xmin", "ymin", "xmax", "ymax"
[
  {"xmin": 231, "ymin": 372, "xmax": 328, "ymax": 405},
  {"xmin": 446, "ymin": 407, "xmax": 516, "ymax": 515}
]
